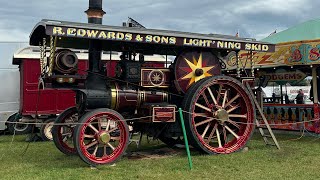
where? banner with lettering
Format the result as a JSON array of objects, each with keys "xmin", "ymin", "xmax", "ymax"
[
  {"xmin": 224, "ymin": 39, "xmax": 320, "ymax": 70},
  {"xmin": 45, "ymin": 25, "xmax": 274, "ymax": 52}
]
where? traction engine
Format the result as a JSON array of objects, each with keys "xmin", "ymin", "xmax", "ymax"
[{"xmin": 28, "ymin": 0, "xmax": 275, "ymax": 166}]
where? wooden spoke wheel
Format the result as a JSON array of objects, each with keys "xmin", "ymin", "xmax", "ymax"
[
  {"xmin": 74, "ymin": 108, "xmax": 129, "ymax": 166},
  {"xmin": 182, "ymin": 76, "xmax": 255, "ymax": 154},
  {"xmin": 174, "ymin": 51, "xmax": 221, "ymax": 93},
  {"xmin": 40, "ymin": 118, "xmax": 55, "ymax": 141},
  {"xmin": 52, "ymin": 107, "xmax": 78, "ymax": 155}
]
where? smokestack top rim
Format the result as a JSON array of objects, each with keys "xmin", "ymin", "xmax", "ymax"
[{"xmin": 85, "ymin": 8, "xmax": 106, "ymax": 14}]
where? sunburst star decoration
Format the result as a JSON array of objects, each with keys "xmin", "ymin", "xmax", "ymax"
[
  {"xmin": 152, "ymin": 73, "xmax": 161, "ymax": 82},
  {"xmin": 181, "ymin": 53, "xmax": 215, "ymax": 86}
]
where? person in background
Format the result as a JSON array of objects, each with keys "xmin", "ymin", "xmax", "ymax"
[
  {"xmin": 296, "ymin": 89, "xmax": 304, "ymax": 104},
  {"xmin": 285, "ymin": 94, "xmax": 290, "ymax": 104}
]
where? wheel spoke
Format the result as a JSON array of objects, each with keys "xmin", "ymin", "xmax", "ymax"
[
  {"xmin": 216, "ymin": 85, "xmax": 222, "ymax": 102},
  {"xmin": 228, "ymin": 114, "xmax": 247, "ymax": 119},
  {"xmin": 106, "ymin": 120, "xmax": 110, "ymax": 131},
  {"xmin": 194, "ymin": 113, "xmax": 210, "ymax": 117},
  {"xmin": 62, "ymin": 136, "xmax": 69, "ymax": 142},
  {"xmin": 97, "ymin": 118, "xmax": 102, "ymax": 131},
  {"xmin": 85, "ymin": 141, "xmax": 98, "ymax": 149},
  {"xmin": 216, "ymin": 128, "xmax": 222, "ymax": 148},
  {"xmin": 227, "ymin": 119, "xmax": 240, "ymax": 129},
  {"xmin": 207, "ymin": 87, "xmax": 218, "ymax": 106},
  {"xmin": 103, "ymin": 145, "xmax": 107, "ymax": 156},
  {"xmin": 201, "ymin": 123, "xmax": 211, "ymax": 138},
  {"xmin": 224, "ymin": 94, "xmax": 240, "ymax": 108},
  {"xmin": 61, "ymin": 132, "xmax": 72, "ymax": 136},
  {"xmin": 202, "ymin": 92, "xmax": 211, "ymax": 107},
  {"xmin": 107, "ymin": 127, "xmax": 118, "ymax": 133},
  {"xmin": 84, "ymin": 134, "xmax": 95, "ymax": 138},
  {"xmin": 195, "ymin": 118, "xmax": 214, "ymax": 127},
  {"xmin": 107, "ymin": 142, "xmax": 115, "ymax": 151},
  {"xmin": 111, "ymin": 136, "xmax": 121, "ymax": 140},
  {"xmin": 224, "ymin": 125, "xmax": 240, "ymax": 139},
  {"xmin": 222, "ymin": 126, "xmax": 227, "ymax": 143},
  {"xmin": 70, "ymin": 125, "xmax": 77, "ymax": 128},
  {"xmin": 206, "ymin": 123, "xmax": 218, "ymax": 143},
  {"xmin": 195, "ymin": 103, "xmax": 211, "ymax": 112},
  {"xmin": 222, "ymin": 90, "xmax": 228, "ymax": 108},
  {"xmin": 92, "ymin": 145, "xmax": 98, "ymax": 156},
  {"xmin": 227, "ymin": 104, "xmax": 240, "ymax": 113},
  {"xmin": 88, "ymin": 124, "xmax": 99, "ymax": 133}
]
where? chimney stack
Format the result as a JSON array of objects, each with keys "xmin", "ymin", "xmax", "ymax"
[
  {"xmin": 85, "ymin": 0, "xmax": 106, "ymax": 24},
  {"xmin": 86, "ymin": 0, "xmax": 105, "ymax": 76}
]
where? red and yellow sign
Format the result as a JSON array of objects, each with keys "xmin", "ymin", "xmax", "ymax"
[{"xmin": 224, "ymin": 39, "xmax": 320, "ymax": 69}]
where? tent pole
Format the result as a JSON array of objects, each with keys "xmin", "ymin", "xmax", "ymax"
[{"xmin": 312, "ymin": 66, "xmax": 318, "ymax": 104}]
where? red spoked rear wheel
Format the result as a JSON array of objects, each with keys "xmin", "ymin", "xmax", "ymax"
[
  {"xmin": 182, "ymin": 76, "xmax": 255, "ymax": 154},
  {"xmin": 74, "ymin": 108, "xmax": 129, "ymax": 166}
]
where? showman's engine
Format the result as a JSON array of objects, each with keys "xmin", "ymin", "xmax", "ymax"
[{"xmin": 29, "ymin": 0, "xmax": 275, "ymax": 166}]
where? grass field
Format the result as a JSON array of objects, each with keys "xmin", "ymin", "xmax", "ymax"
[{"xmin": 1, "ymin": 132, "xmax": 320, "ymax": 180}]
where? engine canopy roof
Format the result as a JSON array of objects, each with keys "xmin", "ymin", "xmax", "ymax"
[{"xmin": 30, "ymin": 19, "xmax": 275, "ymax": 55}]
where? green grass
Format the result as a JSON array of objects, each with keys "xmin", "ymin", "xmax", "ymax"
[{"xmin": 1, "ymin": 132, "xmax": 320, "ymax": 180}]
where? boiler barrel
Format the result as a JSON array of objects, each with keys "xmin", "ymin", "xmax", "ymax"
[
  {"xmin": 76, "ymin": 82, "xmax": 169, "ymax": 111},
  {"xmin": 110, "ymin": 83, "xmax": 169, "ymax": 111}
]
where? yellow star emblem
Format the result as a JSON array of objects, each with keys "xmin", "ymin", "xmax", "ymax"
[{"xmin": 181, "ymin": 53, "xmax": 215, "ymax": 86}]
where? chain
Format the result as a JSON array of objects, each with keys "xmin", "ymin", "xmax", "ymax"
[
  {"xmin": 39, "ymin": 42, "xmax": 43, "ymax": 73},
  {"xmin": 48, "ymin": 36, "xmax": 57, "ymax": 76},
  {"xmin": 39, "ymin": 38, "xmax": 47, "ymax": 74},
  {"xmin": 236, "ymin": 51, "xmax": 240, "ymax": 78},
  {"xmin": 43, "ymin": 38, "xmax": 47, "ymax": 72},
  {"xmin": 250, "ymin": 51, "xmax": 255, "ymax": 77}
]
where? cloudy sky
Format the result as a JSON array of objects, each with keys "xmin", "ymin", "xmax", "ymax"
[{"xmin": 0, "ymin": 0, "xmax": 319, "ymax": 42}]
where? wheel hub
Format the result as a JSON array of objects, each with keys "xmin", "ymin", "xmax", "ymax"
[
  {"xmin": 215, "ymin": 109, "xmax": 229, "ymax": 123},
  {"xmin": 98, "ymin": 132, "xmax": 111, "ymax": 144},
  {"xmin": 195, "ymin": 68, "xmax": 204, "ymax": 76}
]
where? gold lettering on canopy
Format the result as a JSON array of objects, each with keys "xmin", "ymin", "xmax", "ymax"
[
  {"xmin": 48, "ymin": 26, "xmax": 273, "ymax": 52},
  {"xmin": 183, "ymin": 38, "xmax": 213, "ymax": 47},
  {"xmin": 53, "ymin": 27, "xmax": 64, "ymax": 35},
  {"xmin": 217, "ymin": 41, "xmax": 241, "ymax": 49}
]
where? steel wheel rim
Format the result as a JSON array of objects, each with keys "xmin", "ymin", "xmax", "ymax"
[
  {"xmin": 56, "ymin": 112, "xmax": 78, "ymax": 153},
  {"xmin": 79, "ymin": 112, "xmax": 128, "ymax": 164},
  {"xmin": 190, "ymin": 78, "xmax": 254, "ymax": 153}
]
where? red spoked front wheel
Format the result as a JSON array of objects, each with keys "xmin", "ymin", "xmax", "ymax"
[
  {"xmin": 182, "ymin": 76, "xmax": 255, "ymax": 154},
  {"xmin": 74, "ymin": 108, "xmax": 129, "ymax": 166}
]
